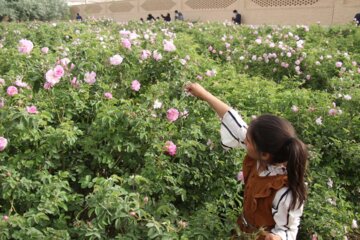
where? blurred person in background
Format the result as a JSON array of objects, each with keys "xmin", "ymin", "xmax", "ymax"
[
  {"xmin": 76, "ymin": 13, "xmax": 83, "ymax": 21},
  {"xmin": 161, "ymin": 13, "xmax": 171, "ymax": 22},
  {"xmin": 232, "ymin": 10, "xmax": 241, "ymax": 24},
  {"xmin": 147, "ymin": 14, "xmax": 156, "ymax": 21},
  {"xmin": 354, "ymin": 12, "xmax": 360, "ymax": 26},
  {"xmin": 175, "ymin": 10, "xmax": 184, "ymax": 21}
]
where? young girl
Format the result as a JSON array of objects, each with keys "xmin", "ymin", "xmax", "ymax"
[{"xmin": 185, "ymin": 83, "xmax": 308, "ymax": 240}]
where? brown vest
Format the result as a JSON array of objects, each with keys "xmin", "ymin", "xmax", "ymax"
[{"xmin": 238, "ymin": 155, "xmax": 288, "ymax": 237}]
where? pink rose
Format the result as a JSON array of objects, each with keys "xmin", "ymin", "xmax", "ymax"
[
  {"xmin": 131, "ymin": 80, "xmax": 141, "ymax": 91},
  {"xmin": 237, "ymin": 171, "xmax": 244, "ymax": 182},
  {"xmin": 352, "ymin": 219, "xmax": 358, "ymax": 229},
  {"xmin": 70, "ymin": 77, "xmax": 79, "ymax": 88},
  {"xmin": 60, "ymin": 58, "xmax": 71, "ymax": 67},
  {"xmin": 140, "ymin": 50, "xmax": 151, "ymax": 60},
  {"xmin": 45, "ymin": 69, "xmax": 60, "ymax": 86},
  {"xmin": 343, "ymin": 94, "xmax": 352, "ymax": 100},
  {"xmin": 152, "ymin": 50, "xmax": 162, "ymax": 61},
  {"xmin": 41, "ymin": 47, "xmax": 49, "ymax": 54},
  {"xmin": 163, "ymin": 39, "xmax": 176, "ymax": 52},
  {"xmin": 84, "ymin": 71, "xmax": 97, "ymax": 84},
  {"xmin": 328, "ymin": 109, "xmax": 337, "ymax": 116},
  {"xmin": 26, "ymin": 105, "xmax": 38, "ymax": 114},
  {"xmin": 53, "ymin": 65, "xmax": 64, "ymax": 78},
  {"xmin": 109, "ymin": 54, "xmax": 123, "ymax": 65},
  {"xmin": 104, "ymin": 92, "xmax": 113, "ymax": 99},
  {"xmin": 205, "ymin": 69, "xmax": 216, "ymax": 77},
  {"xmin": 121, "ymin": 38, "xmax": 132, "ymax": 49},
  {"xmin": 179, "ymin": 59, "xmax": 187, "ymax": 65},
  {"xmin": 167, "ymin": 108, "xmax": 179, "ymax": 122},
  {"xmin": 281, "ymin": 62, "xmax": 289, "ymax": 68},
  {"xmin": 0, "ymin": 78, "xmax": 5, "ymax": 85},
  {"xmin": 178, "ymin": 220, "xmax": 188, "ymax": 229},
  {"xmin": 15, "ymin": 80, "xmax": 28, "ymax": 88},
  {"xmin": 43, "ymin": 82, "xmax": 53, "ymax": 90},
  {"xmin": 180, "ymin": 110, "xmax": 189, "ymax": 118},
  {"xmin": 0, "ymin": 137, "xmax": 8, "ymax": 151},
  {"xmin": 315, "ymin": 117, "xmax": 322, "ymax": 125},
  {"xmin": 165, "ymin": 141, "xmax": 177, "ymax": 156},
  {"xmin": 7, "ymin": 86, "xmax": 18, "ymax": 96},
  {"xmin": 291, "ymin": 105, "xmax": 299, "ymax": 113},
  {"xmin": 153, "ymin": 99, "xmax": 162, "ymax": 109},
  {"xmin": 18, "ymin": 39, "xmax": 33, "ymax": 54},
  {"xmin": 335, "ymin": 61, "xmax": 343, "ymax": 68},
  {"xmin": 119, "ymin": 30, "xmax": 130, "ymax": 37}
]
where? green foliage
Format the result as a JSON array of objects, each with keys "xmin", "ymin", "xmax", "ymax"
[
  {"xmin": 0, "ymin": 0, "xmax": 69, "ymax": 21},
  {"xmin": 0, "ymin": 19, "xmax": 359, "ymax": 239}
]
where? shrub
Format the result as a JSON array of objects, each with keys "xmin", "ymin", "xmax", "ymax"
[
  {"xmin": 0, "ymin": 0, "xmax": 69, "ymax": 22},
  {"xmin": 0, "ymin": 19, "xmax": 359, "ymax": 239}
]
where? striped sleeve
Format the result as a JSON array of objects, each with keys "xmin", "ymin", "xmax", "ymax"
[
  {"xmin": 220, "ymin": 109, "xmax": 248, "ymax": 150},
  {"xmin": 271, "ymin": 187, "xmax": 304, "ymax": 240}
]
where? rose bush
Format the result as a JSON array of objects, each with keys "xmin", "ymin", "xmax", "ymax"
[{"xmin": 0, "ymin": 19, "xmax": 359, "ymax": 239}]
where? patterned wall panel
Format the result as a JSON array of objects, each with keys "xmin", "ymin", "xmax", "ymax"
[
  {"xmin": 343, "ymin": 0, "xmax": 360, "ymax": 6},
  {"xmin": 85, "ymin": 4, "xmax": 103, "ymax": 14},
  {"xmin": 69, "ymin": 0, "xmax": 359, "ymax": 24},
  {"xmin": 185, "ymin": 0, "xmax": 237, "ymax": 10},
  {"xmin": 109, "ymin": 2, "xmax": 134, "ymax": 12},
  {"xmin": 141, "ymin": 0, "xmax": 176, "ymax": 11},
  {"xmin": 70, "ymin": 6, "xmax": 81, "ymax": 15},
  {"xmin": 251, "ymin": 0, "xmax": 319, "ymax": 7}
]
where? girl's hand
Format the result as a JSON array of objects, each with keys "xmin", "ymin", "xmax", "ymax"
[
  {"xmin": 185, "ymin": 82, "xmax": 211, "ymax": 100},
  {"xmin": 264, "ymin": 233, "xmax": 281, "ymax": 240},
  {"xmin": 185, "ymin": 82, "xmax": 230, "ymax": 118}
]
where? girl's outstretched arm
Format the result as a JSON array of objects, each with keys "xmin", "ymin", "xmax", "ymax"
[
  {"xmin": 186, "ymin": 82, "xmax": 247, "ymax": 150},
  {"xmin": 185, "ymin": 83, "xmax": 230, "ymax": 118}
]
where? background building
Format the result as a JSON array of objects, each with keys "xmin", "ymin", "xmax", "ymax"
[{"xmin": 68, "ymin": 0, "xmax": 360, "ymax": 25}]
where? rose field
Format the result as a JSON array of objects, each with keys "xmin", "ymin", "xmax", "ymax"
[{"xmin": 0, "ymin": 19, "xmax": 359, "ymax": 239}]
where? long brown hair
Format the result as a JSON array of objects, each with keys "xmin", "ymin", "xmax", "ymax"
[{"xmin": 247, "ymin": 114, "xmax": 308, "ymax": 210}]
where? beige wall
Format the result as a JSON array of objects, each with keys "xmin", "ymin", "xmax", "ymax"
[{"xmin": 70, "ymin": 0, "xmax": 360, "ymax": 25}]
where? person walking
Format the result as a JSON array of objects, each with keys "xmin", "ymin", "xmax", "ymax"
[
  {"xmin": 175, "ymin": 10, "xmax": 184, "ymax": 21},
  {"xmin": 76, "ymin": 13, "xmax": 83, "ymax": 21}
]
